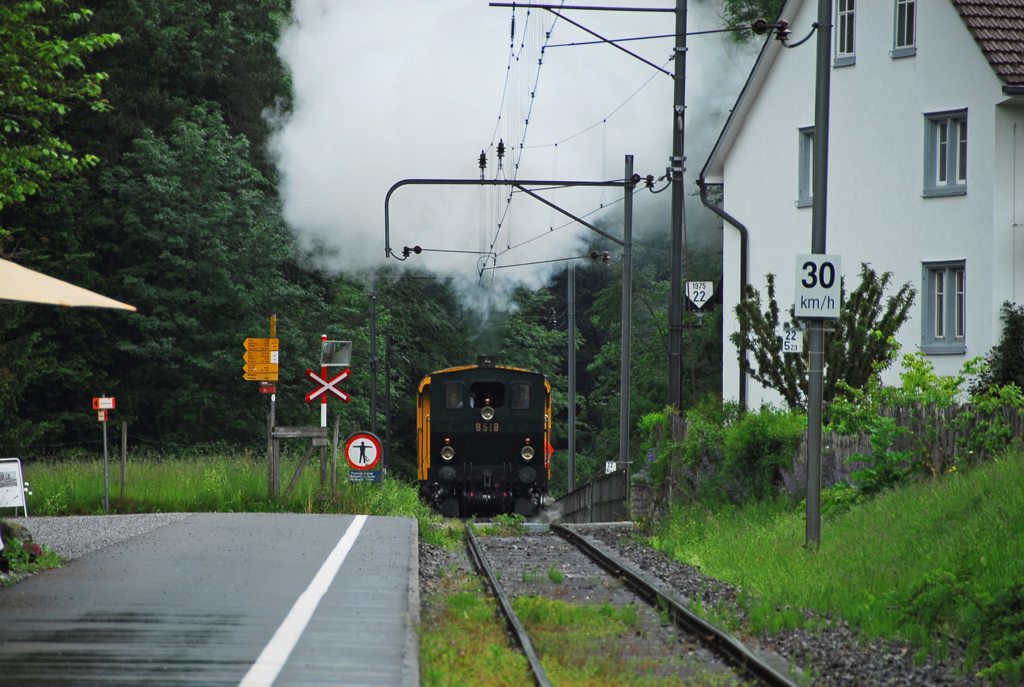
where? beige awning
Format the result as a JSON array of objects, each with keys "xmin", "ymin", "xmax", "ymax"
[{"xmin": 0, "ymin": 258, "xmax": 136, "ymax": 311}]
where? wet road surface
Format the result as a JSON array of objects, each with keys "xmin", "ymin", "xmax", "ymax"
[{"xmin": 0, "ymin": 513, "xmax": 418, "ymax": 686}]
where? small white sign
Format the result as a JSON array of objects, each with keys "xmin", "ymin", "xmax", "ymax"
[
  {"xmin": 0, "ymin": 458, "xmax": 27, "ymax": 516},
  {"xmin": 781, "ymin": 328, "xmax": 803, "ymax": 354},
  {"xmin": 795, "ymin": 254, "xmax": 841, "ymax": 320},
  {"xmin": 605, "ymin": 460, "xmax": 617, "ymax": 475},
  {"xmin": 686, "ymin": 281, "xmax": 713, "ymax": 309}
]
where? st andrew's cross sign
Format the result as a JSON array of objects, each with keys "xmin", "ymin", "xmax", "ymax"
[{"xmin": 305, "ymin": 367, "xmax": 351, "ymax": 403}]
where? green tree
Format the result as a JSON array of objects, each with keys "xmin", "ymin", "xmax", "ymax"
[
  {"xmin": 723, "ymin": 0, "xmax": 786, "ymax": 41},
  {"xmin": 0, "ymin": 1, "xmax": 119, "ymax": 214},
  {"xmin": 85, "ymin": 106, "xmax": 321, "ymax": 444},
  {"xmin": 972, "ymin": 301, "xmax": 1024, "ymax": 394},
  {"xmin": 731, "ymin": 263, "xmax": 915, "ymax": 409}
]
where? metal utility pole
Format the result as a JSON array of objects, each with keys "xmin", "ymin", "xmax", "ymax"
[
  {"xmin": 568, "ymin": 263, "xmax": 576, "ymax": 490},
  {"xmin": 385, "ymin": 333, "xmax": 392, "ymax": 473},
  {"xmin": 620, "ymin": 155, "xmax": 634, "ymax": 476},
  {"xmin": 806, "ymin": 0, "xmax": 833, "ymax": 548},
  {"xmin": 668, "ymin": 0, "xmax": 688, "ymax": 410},
  {"xmin": 369, "ymin": 268, "xmax": 377, "ymax": 436}
]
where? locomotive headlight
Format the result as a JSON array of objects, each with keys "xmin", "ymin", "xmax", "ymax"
[
  {"xmin": 481, "ymin": 406, "xmax": 495, "ymax": 420},
  {"xmin": 441, "ymin": 446, "xmax": 455, "ymax": 461},
  {"xmin": 521, "ymin": 445, "xmax": 535, "ymax": 460}
]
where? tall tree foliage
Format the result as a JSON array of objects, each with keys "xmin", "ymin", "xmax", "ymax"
[
  {"xmin": 0, "ymin": 1, "xmax": 119, "ymax": 215},
  {"xmin": 973, "ymin": 301, "xmax": 1024, "ymax": 394},
  {"xmin": 723, "ymin": 0, "xmax": 786, "ymax": 40},
  {"xmin": 88, "ymin": 107, "xmax": 317, "ymax": 444},
  {"xmin": 730, "ymin": 264, "xmax": 916, "ymax": 409}
]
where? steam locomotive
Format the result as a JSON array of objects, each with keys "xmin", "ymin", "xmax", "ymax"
[{"xmin": 417, "ymin": 356, "xmax": 551, "ymax": 518}]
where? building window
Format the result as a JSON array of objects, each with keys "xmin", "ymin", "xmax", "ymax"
[
  {"xmin": 922, "ymin": 261, "xmax": 966, "ymax": 354},
  {"xmin": 924, "ymin": 110, "xmax": 967, "ymax": 196},
  {"xmin": 797, "ymin": 127, "xmax": 813, "ymax": 208},
  {"xmin": 835, "ymin": 0, "xmax": 855, "ymax": 67},
  {"xmin": 893, "ymin": 0, "xmax": 916, "ymax": 57}
]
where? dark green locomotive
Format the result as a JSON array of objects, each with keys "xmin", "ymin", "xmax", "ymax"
[{"xmin": 417, "ymin": 356, "xmax": 551, "ymax": 518}]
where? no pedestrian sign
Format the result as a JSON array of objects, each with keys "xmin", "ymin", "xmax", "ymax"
[{"xmin": 345, "ymin": 432, "xmax": 382, "ymax": 471}]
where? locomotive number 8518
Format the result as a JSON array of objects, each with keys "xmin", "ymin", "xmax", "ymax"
[{"xmin": 417, "ymin": 356, "xmax": 551, "ymax": 518}]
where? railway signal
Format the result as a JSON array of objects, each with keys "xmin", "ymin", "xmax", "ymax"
[{"xmin": 306, "ymin": 335, "xmax": 352, "ymax": 427}]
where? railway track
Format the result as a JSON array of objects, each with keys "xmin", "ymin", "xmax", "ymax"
[{"xmin": 465, "ymin": 524, "xmax": 800, "ymax": 686}]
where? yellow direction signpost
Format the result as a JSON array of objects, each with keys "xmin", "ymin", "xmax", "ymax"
[
  {"xmin": 244, "ymin": 337, "xmax": 279, "ymax": 351},
  {"xmin": 243, "ymin": 371, "xmax": 278, "ymax": 381},
  {"xmin": 244, "ymin": 350, "xmax": 279, "ymax": 364},
  {"xmin": 244, "ymin": 364, "xmax": 279, "ymax": 374},
  {"xmin": 243, "ymin": 336, "xmax": 279, "ymax": 381}
]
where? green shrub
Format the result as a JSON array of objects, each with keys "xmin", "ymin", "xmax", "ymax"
[{"xmin": 723, "ymin": 405, "xmax": 806, "ymax": 501}]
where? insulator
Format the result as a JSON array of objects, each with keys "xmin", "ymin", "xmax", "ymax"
[
  {"xmin": 478, "ymin": 151, "xmax": 486, "ymax": 169},
  {"xmin": 497, "ymin": 139, "xmax": 505, "ymax": 159},
  {"xmin": 602, "ymin": 251, "xmax": 610, "ymax": 263},
  {"xmin": 510, "ymin": 15, "xmax": 515, "ymax": 41}
]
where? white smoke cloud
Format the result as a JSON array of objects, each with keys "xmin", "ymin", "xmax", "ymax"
[{"xmin": 271, "ymin": 0, "xmax": 758, "ymax": 302}]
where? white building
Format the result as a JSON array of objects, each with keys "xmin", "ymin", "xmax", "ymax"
[{"xmin": 699, "ymin": 0, "xmax": 1024, "ymax": 407}]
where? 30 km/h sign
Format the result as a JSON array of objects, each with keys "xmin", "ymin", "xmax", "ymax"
[
  {"xmin": 795, "ymin": 254, "xmax": 841, "ymax": 320},
  {"xmin": 345, "ymin": 432, "xmax": 382, "ymax": 470}
]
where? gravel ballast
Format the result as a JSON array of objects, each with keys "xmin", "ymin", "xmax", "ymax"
[{"xmin": 422, "ymin": 523, "xmax": 988, "ymax": 686}]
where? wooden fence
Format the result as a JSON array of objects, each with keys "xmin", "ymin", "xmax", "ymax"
[
  {"xmin": 551, "ymin": 470, "xmax": 628, "ymax": 523},
  {"xmin": 634, "ymin": 402, "xmax": 1024, "ymax": 514}
]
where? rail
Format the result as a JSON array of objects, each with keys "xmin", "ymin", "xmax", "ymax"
[
  {"xmin": 465, "ymin": 526, "xmax": 552, "ymax": 687},
  {"xmin": 552, "ymin": 524, "xmax": 801, "ymax": 687}
]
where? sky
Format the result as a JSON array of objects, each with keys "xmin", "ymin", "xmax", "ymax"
[{"xmin": 270, "ymin": 0, "xmax": 759, "ymax": 309}]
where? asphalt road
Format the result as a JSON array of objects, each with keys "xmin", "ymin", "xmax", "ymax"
[{"xmin": 0, "ymin": 513, "xmax": 419, "ymax": 686}]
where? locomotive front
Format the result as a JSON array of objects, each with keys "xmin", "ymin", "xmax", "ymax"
[{"xmin": 417, "ymin": 357, "xmax": 551, "ymax": 518}]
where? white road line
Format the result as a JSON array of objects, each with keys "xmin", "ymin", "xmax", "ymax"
[{"xmin": 239, "ymin": 514, "xmax": 368, "ymax": 687}]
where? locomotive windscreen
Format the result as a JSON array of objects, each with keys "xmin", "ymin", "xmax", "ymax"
[{"xmin": 469, "ymin": 381, "xmax": 505, "ymax": 408}]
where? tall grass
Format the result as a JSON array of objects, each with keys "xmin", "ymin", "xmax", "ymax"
[
  {"xmin": 649, "ymin": 449, "xmax": 1024, "ymax": 670},
  {"xmin": 13, "ymin": 450, "xmax": 436, "ymax": 521}
]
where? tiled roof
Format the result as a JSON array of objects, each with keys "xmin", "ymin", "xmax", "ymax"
[{"xmin": 952, "ymin": 0, "xmax": 1024, "ymax": 85}]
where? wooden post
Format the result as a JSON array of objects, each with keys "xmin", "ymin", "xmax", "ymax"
[
  {"xmin": 319, "ymin": 445, "xmax": 328, "ymax": 488},
  {"xmin": 283, "ymin": 444, "xmax": 317, "ymax": 500},
  {"xmin": 331, "ymin": 415, "xmax": 340, "ymax": 491},
  {"xmin": 120, "ymin": 421, "xmax": 127, "ymax": 499}
]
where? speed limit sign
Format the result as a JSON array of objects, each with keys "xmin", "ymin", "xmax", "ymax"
[{"xmin": 795, "ymin": 254, "xmax": 841, "ymax": 320}]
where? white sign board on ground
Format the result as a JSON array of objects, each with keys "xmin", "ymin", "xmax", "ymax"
[
  {"xmin": 795, "ymin": 254, "xmax": 841, "ymax": 320},
  {"xmin": 781, "ymin": 328, "xmax": 803, "ymax": 354},
  {"xmin": 686, "ymin": 281, "xmax": 713, "ymax": 309},
  {"xmin": 0, "ymin": 458, "xmax": 28, "ymax": 517}
]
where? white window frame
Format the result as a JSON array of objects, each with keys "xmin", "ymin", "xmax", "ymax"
[
  {"xmin": 835, "ymin": 0, "xmax": 856, "ymax": 67},
  {"xmin": 924, "ymin": 110, "xmax": 967, "ymax": 197},
  {"xmin": 921, "ymin": 261, "xmax": 966, "ymax": 354},
  {"xmin": 797, "ymin": 127, "xmax": 813, "ymax": 208},
  {"xmin": 892, "ymin": 0, "xmax": 916, "ymax": 58}
]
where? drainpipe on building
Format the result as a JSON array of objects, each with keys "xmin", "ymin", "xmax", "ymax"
[{"xmin": 696, "ymin": 175, "xmax": 747, "ymax": 409}]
